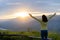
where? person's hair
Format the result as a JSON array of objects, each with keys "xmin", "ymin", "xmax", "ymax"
[{"xmin": 42, "ymin": 15, "xmax": 48, "ymax": 22}]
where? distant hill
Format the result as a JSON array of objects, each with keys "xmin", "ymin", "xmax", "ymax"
[{"xmin": 0, "ymin": 15, "xmax": 60, "ymax": 33}]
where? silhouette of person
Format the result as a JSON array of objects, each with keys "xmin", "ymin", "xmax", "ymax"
[{"xmin": 29, "ymin": 13, "xmax": 56, "ymax": 40}]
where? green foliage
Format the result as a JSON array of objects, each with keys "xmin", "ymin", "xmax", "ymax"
[
  {"xmin": 48, "ymin": 32, "xmax": 60, "ymax": 40},
  {"xmin": 0, "ymin": 30, "xmax": 60, "ymax": 40}
]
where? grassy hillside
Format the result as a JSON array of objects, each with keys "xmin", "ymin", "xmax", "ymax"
[{"xmin": 0, "ymin": 30, "xmax": 60, "ymax": 40}]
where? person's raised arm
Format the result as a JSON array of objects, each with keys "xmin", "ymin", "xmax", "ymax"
[
  {"xmin": 48, "ymin": 13, "xmax": 56, "ymax": 20},
  {"xmin": 29, "ymin": 13, "xmax": 41, "ymax": 22}
]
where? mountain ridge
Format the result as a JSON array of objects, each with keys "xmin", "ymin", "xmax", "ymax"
[{"xmin": 0, "ymin": 15, "xmax": 60, "ymax": 33}]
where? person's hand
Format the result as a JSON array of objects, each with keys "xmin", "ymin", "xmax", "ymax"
[
  {"xmin": 29, "ymin": 13, "xmax": 32, "ymax": 16},
  {"xmin": 48, "ymin": 12, "xmax": 56, "ymax": 20}
]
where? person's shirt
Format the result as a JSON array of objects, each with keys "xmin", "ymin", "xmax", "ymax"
[
  {"xmin": 39, "ymin": 19, "xmax": 48, "ymax": 30},
  {"xmin": 40, "ymin": 13, "xmax": 56, "ymax": 30}
]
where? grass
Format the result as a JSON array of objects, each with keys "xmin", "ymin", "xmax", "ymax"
[{"xmin": 0, "ymin": 30, "xmax": 60, "ymax": 40}]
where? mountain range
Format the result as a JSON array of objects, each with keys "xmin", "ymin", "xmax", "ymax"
[{"xmin": 0, "ymin": 15, "xmax": 60, "ymax": 33}]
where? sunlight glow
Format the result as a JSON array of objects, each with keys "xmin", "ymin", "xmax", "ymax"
[
  {"xmin": 14, "ymin": 12, "xmax": 29, "ymax": 18},
  {"xmin": 13, "ymin": 12, "xmax": 29, "ymax": 22}
]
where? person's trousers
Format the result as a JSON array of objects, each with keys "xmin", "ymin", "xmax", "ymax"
[{"xmin": 41, "ymin": 30, "xmax": 48, "ymax": 40}]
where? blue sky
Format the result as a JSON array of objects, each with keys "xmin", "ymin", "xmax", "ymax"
[{"xmin": 0, "ymin": 0, "xmax": 60, "ymax": 19}]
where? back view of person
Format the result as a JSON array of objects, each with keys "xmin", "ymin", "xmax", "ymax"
[{"xmin": 29, "ymin": 13, "xmax": 56, "ymax": 40}]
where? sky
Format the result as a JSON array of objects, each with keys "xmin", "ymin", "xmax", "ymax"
[{"xmin": 0, "ymin": 0, "xmax": 60, "ymax": 19}]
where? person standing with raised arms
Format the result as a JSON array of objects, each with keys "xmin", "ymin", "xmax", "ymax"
[{"xmin": 29, "ymin": 13, "xmax": 56, "ymax": 40}]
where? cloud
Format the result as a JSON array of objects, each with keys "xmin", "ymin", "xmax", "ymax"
[
  {"xmin": 0, "ymin": 0, "xmax": 60, "ymax": 17},
  {"xmin": 6, "ymin": 2, "xmax": 22, "ymax": 5}
]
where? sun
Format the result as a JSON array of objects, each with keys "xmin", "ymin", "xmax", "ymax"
[{"xmin": 15, "ymin": 12, "xmax": 29, "ymax": 18}]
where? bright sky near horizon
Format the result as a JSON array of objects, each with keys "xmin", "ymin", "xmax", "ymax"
[{"xmin": 0, "ymin": 0, "xmax": 60, "ymax": 19}]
